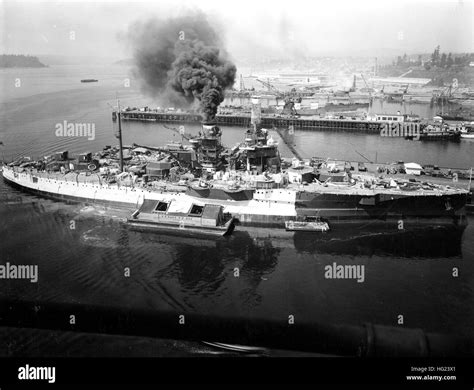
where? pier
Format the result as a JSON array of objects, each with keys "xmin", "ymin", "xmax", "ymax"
[{"xmin": 113, "ymin": 110, "xmax": 385, "ymax": 133}]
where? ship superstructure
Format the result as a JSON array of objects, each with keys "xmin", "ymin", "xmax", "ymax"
[
  {"xmin": 191, "ymin": 123, "xmax": 224, "ymax": 173},
  {"xmin": 229, "ymin": 96, "xmax": 281, "ymax": 173}
]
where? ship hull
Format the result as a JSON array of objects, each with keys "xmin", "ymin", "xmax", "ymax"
[
  {"xmin": 419, "ymin": 134, "xmax": 461, "ymax": 141},
  {"xmin": 186, "ymin": 186, "xmax": 255, "ymax": 201},
  {"xmin": 2, "ymin": 169, "xmax": 138, "ymax": 209},
  {"xmin": 295, "ymin": 191, "xmax": 468, "ymax": 228},
  {"xmin": 1, "ymin": 166, "xmax": 296, "ymax": 227},
  {"xmin": 2, "ymin": 166, "xmax": 468, "ymax": 230},
  {"xmin": 126, "ymin": 219, "xmax": 235, "ymax": 237}
]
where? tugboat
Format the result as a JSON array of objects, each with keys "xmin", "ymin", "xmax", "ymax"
[
  {"xmin": 419, "ymin": 116, "xmax": 461, "ymax": 141},
  {"xmin": 285, "ymin": 216, "xmax": 330, "ymax": 232}
]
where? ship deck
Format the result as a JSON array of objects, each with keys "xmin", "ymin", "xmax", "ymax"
[
  {"xmin": 5, "ymin": 166, "xmax": 469, "ymax": 198},
  {"xmin": 16, "ymin": 169, "xmax": 188, "ymax": 192},
  {"xmin": 289, "ymin": 180, "xmax": 467, "ymax": 197}
]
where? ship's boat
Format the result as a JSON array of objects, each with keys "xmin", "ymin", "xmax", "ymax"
[
  {"xmin": 126, "ymin": 199, "xmax": 236, "ymax": 237},
  {"xmin": 285, "ymin": 217, "xmax": 330, "ymax": 232}
]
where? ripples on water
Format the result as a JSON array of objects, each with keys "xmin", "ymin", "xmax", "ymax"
[
  {"xmin": 0, "ymin": 66, "xmax": 473, "ymax": 356},
  {"xmin": 1, "ymin": 186, "xmax": 473, "ymax": 331}
]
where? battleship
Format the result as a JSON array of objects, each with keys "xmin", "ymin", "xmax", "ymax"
[
  {"xmin": 2, "ymin": 99, "xmax": 468, "ymax": 233},
  {"xmin": 1, "ymin": 97, "xmax": 469, "ymax": 232}
]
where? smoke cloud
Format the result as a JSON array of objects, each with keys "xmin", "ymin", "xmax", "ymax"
[{"xmin": 128, "ymin": 11, "xmax": 236, "ymax": 121}]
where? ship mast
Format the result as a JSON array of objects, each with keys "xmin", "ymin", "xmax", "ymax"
[
  {"xmin": 117, "ymin": 99, "xmax": 124, "ymax": 172},
  {"xmin": 469, "ymin": 167, "xmax": 473, "ymax": 192}
]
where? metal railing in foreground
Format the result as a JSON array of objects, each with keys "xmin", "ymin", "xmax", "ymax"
[{"xmin": 0, "ymin": 299, "xmax": 472, "ymax": 357}]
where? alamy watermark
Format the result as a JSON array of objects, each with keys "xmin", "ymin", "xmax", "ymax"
[
  {"xmin": 0, "ymin": 262, "xmax": 38, "ymax": 283},
  {"xmin": 55, "ymin": 120, "xmax": 95, "ymax": 140},
  {"xmin": 380, "ymin": 123, "xmax": 420, "ymax": 140},
  {"xmin": 324, "ymin": 262, "xmax": 365, "ymax": 283},
  {"xmin": 18, "ymin": 364, "xmax": 55, "ymax": 383}
]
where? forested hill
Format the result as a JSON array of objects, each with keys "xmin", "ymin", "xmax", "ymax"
[{"xmin": 0, "ymin": 55, "xmax": 47, "ymax": 68}]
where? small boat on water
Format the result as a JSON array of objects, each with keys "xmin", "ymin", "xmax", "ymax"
[
  {"xmin": 461, "ymin": 123, "xmax": 474, "ymax": 139},
  {"xmin": 285, "ymin": 217, "xmax": 330, "ymax": 232},
  {"xmin": 419, "ymin": 123, "xmax": 461, "ymax": 141},
  {"xmin": 127, "ymin": 199, "xmax": 236, "ymax": 237}
]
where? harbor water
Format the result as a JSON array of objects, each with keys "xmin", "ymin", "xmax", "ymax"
[{"xmin": 0, "ymin": 65, "xmax": 473, "ymax": 355}]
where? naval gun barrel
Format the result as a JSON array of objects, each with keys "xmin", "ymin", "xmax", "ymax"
[
  {"xmin": 0, "ymin": 299, "xmax": 472, "ymax": 357},
  {"xmin": 274, "ymin": 127, "xmax": 305, "ymax": 161}
]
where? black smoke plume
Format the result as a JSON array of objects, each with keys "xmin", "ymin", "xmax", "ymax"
[{"xmin": 128, "ymin": 12, "xmax": 236, "ymax": 122}]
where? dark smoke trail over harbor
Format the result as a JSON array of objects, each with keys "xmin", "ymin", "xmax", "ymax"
[{"xmin": 128, "ymin": 12, "xmax": 236, "ymax": 121}]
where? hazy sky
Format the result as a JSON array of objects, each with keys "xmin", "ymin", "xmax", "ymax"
[{"xmin": 1, "ymin": 0, "xmax": 473, "ymax": 61}]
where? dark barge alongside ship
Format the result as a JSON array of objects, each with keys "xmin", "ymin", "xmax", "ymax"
[{"xmin": 127, "ymin": 200, "xmax": 236, "ymax": 237}]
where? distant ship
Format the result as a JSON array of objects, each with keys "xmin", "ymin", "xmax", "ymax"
[
  {"xmin": 80, "ymin": 79, "xmax": 98, "ymax": 83},
  {"xmin": 461, "ymin": 122, "xmax": 474, "ymax": 139},
  {"xmin": 419, "ymin": 116, "xmax": 462, "ymax": 141},
  {"xmin": 1, "ymin": 98, "xmax": 469, "ymax": 231}
]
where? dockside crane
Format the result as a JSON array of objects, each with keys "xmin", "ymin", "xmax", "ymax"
[
  {"xmin": 163, "ymin": 124, "xmax": 194, "ymax": 141},
  {"xmin": 256, "ymin": 78, "xmax": 282, "ymax": 97},
  {"xmin": 360, "ymin": 73, "xmax": 375, "ymax": 96},
  {"xmin": 239, "ymin": 74, "xmax": 246, "ymax": 91},
  {"xmin": 361, "ymin": 74, "xmax": 369, "ymax": 89},
  {"xmin": 350, "ymin": 74, "xmax": 356, "ymax": 92}
]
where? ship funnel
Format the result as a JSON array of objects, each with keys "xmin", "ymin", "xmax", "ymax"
[
  {"xmin": 250, "ymin": 96, "xmax": 262, "ymax": 128},
  {"xmin": 201, "ymin": 122, "xmax": 221, "ymax": 138},
  {"xmin": 197, "ymin": 121, "xmax": 223, "ymax": 172}
]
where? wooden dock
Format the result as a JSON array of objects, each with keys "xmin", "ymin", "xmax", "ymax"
[{"xmin": 114, "ymin": 110, "xmax": 385, "ymax": 133}]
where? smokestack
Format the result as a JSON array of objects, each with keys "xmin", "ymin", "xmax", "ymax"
[
  {"xmin": 201, "ymin": 122, "xmax": 221, "ymax": 138},
  {"xmin": 251, "ymin": 96, "xmax": 262, "ymax": 129}
]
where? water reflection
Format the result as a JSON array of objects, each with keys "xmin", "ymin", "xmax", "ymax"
[
  {"xmin": 290, "ymin": 227, "xmax": 464, "ymax": 258},
  {"xmin": 135, "ymin": 230, "xmax": 281, "ymax": 295},
  {"xmin": 240, "ymin": 226, "xmax": 464, "ymax": 259}
]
